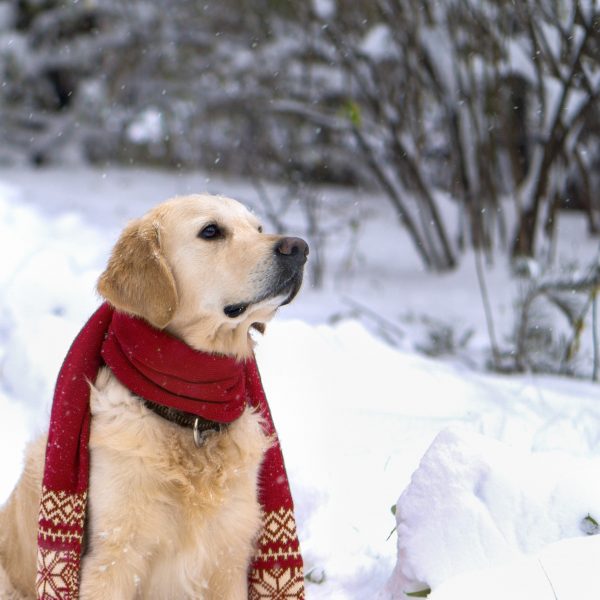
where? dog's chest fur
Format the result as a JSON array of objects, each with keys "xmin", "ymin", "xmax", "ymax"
[{"xmin": 81, "ymin": 367, "xmax": 270, "ymax": 599}]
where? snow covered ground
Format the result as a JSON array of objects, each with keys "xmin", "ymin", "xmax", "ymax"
[{"xmin": 1, "ymin": 166, "xmax": 600, "ymax": 599}]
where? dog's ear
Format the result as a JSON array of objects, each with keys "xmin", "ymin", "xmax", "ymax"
[{"xmin": 97, "ymin": 218, "xmax": 178, "ymax": 329}]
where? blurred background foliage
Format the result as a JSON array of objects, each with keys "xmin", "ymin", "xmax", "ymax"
[
  {"xmin": 1, "ymin": 0, "xmax": 600, "ymax": 269},
  {"xmin": 2, "ymin": 0, "xmax": 600, "ymax": 378}
]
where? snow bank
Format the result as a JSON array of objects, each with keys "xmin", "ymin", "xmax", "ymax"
[
  {"xmin": 0, "ymin": 190, "xmax": 107, "ymax": 418},
  {"xmin": 257, "ymin": 320, "xmax": 600, "ymax": 598},
  {"xmin": 0, "ymin": 389, "xmax": 31, "ymax": 500},
  {"xmin": 382, "ymin": 428, "xmax": 600, "ymax": 598},
  {"xmin": 430, "ymin": 534, "xmax": 600, "ymax": 600}
]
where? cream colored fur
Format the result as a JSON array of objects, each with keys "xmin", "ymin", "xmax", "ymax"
[{"xmin": 0, "ymin": 195, "xmax": 302, "ymax": 599}]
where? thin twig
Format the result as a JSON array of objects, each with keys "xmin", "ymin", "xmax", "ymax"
[
  {"xmin": 473, "ymin": 246, "xmax": 500, "ymax": 369},
  {"xmin": 341, "ymin": 296, "xmax": 405, "ymax": 342},
  {"xmin": 538, "ymin": 558, "xmax": 559, "ymax": 600},
  {"xmin": 249, "ymin": 175, "xmax": 287, "ymax": 235},
  {"xmin": 593, "ymin": 290, "xmax": 599, "ymax": 382}
]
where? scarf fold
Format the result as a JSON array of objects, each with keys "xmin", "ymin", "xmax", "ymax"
[
  {"xmin": 102, "ymin": 309, "xmax": 247, "ymax": 422},
  {"xmin": 36, "ymin": 303, "xmax": 304, "ymax": 600}
]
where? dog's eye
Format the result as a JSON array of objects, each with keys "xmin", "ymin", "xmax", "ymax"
[{"xmin": 198, "ymin": 224, "xmax": 222, "ymax": 240}]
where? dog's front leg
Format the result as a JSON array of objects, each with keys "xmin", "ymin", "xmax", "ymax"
[
  {"xmin": 78, "ymin": 484, "xmax": 158, "ymax": 600},
  {"xmin": 206, "ymin": 567, "xmax": 249, "ymax": 600},
  {"xmin": 0, "ymin": 563, "xmax": 27, "ymax": 600},
  {"xmin": 79, "ymin": 539, "xmax": 147, "ymax": 600}
]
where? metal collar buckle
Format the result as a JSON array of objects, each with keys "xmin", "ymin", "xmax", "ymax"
[{"xmin": 193, "ymin": 417, "xmax": 221, "ymax": 448}]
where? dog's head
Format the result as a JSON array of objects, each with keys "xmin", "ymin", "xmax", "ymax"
[{"xmin": 97, "ymin": 194, "xmax": 308, "ymax": 357}]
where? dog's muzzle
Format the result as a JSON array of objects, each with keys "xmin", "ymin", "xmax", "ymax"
[{"xmin": 223, "ymin": 236, "xmax": 309, "ymax": 318}]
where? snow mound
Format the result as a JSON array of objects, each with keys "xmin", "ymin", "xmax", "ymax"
[
  {"xmin": 430, "ymin": 534, "xmax": 600, "ymax": 600},
  {"xmin": 0, "ymin": 192, "xmax": 107, "ymax": 417},
  {"xmin": 0, "ymin": 390, "xmax": 30, "ymax": 500},
  {"xmin": 383, "ymin": 428, "xmax": 600, "ymax": 598}
]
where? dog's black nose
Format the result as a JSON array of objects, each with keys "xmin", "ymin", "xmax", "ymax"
[{"xmin": 275, "ymin": 237, "xmax": 309, "ymax": 264}]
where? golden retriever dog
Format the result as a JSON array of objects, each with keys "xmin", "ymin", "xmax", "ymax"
[{"xmin": 0, "ymin": 194, "xmax": 308, "ymax": 599}]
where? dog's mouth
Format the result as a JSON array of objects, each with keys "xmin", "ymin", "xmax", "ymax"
[
  {"xmin": 223, "ymin": 271, "xmax": 304, "ymax": 319},
  {"xmin": 277, "ymin": 271, "xmax": 303, "ymax": 307}
]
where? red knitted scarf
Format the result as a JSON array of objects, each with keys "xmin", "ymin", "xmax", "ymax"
[{"xmin": 36, "ymin": 303, "xmax": 304, "ymax": 599}]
